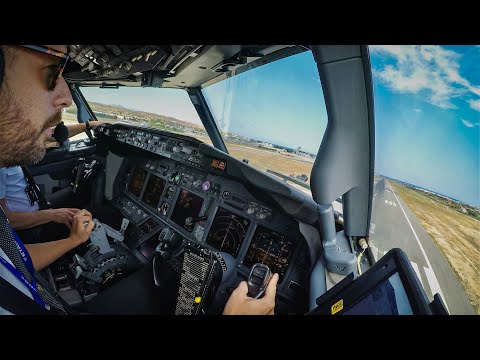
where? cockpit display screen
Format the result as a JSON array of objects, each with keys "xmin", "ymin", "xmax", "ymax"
[
  {"xmin": 142, "ymin": 174, "xmax": 166, "ymax": 208},
  {"xmin": 170, "ymin": 189, "xmax": 204, "ymax": 233},
  {"xmin": 243, "ymin": 225, "xmax": 297, "ymax": 281},
  {"xmin": 128, "ymin": 167, "xmax": 148, "ymax": 197},
  {"xmin": 206, "ymin": 207, "xmax": 250, "ymax": 257}
]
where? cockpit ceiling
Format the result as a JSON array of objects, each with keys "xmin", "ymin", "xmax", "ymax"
[{"xmin": 63, "ymin": 45, "xmax": 303, "ymax": 89}]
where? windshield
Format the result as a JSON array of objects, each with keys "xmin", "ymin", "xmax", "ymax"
[
  {"xmin": 201, "ymin": 50, "xmax": 328, "ymax": 196},
  {"xmin": 63, "ymin": 87, "xmax": 211, "ymax": 143},
  {"xmin": 369, "ymin": 45, "xmax": 480, "ymax": 315}
]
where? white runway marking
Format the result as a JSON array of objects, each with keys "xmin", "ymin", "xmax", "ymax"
[
  {"xmin": 385, "ymin": 199, "xmax": 397, "ymax": 207},
  {"xmin": 410, "ymin": 261, "xmax": 424, "ymax": 288},
  {"xmin": 386, "ymin": 180, "xmax": 450, "ymax": 313},
  {"xmin": 424, "ymin": 266, "xmax": 449, "ymax": 313}
]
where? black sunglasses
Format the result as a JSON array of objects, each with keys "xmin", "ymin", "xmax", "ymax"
[{"xmin": 19, "ymin": 45, "xmax": 69, "ymax": 91}]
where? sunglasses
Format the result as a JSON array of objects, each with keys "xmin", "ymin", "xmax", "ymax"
[{"xmin": 19, "ymin": 45, "xmax": 69, "ymax": 91}]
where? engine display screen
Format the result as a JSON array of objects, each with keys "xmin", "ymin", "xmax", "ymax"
[
  {"xmin": 170, "ymin": 189, "xmax": 204, "ymax": 233},
  {"xmin": 206, "ymin": 207, "xmax": 250, "ymax": 257},
  {"xmin": 142, "ymin": 174, "xmax": 166, "ymax": 208},
  {"xmin": 139, "ymin": 218, "xmax": 160, "ymax": 234},
  {"xmin": 128, "ymin": 167, "xmax": 148, "ymax": 197},
  {"xmin": 243, "ymin": 225, "xmax": 298, "ymax": 281}
]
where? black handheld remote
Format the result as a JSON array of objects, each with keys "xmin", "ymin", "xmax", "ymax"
[{"xmin": 247, "ymin": 263, "xmax": 272, "ymax": 299}]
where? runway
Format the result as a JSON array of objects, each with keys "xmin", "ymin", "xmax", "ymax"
[{"xmin": 370, "ymin": 178, "xmax": 475, "ymax": 314}]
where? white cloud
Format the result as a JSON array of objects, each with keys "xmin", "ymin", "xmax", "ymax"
[
  {"xmin": 461, "ymin": 118, "xmax": 480, "ymax": 128},
  {"xmin": 370, "ymin": 45, "xmax": 480, "ymax": 110},
  {"xmin": 413, "ymin": 108, "xmax": 422, "ymax": 113},
  {"xmin": 468, "ymin": 99, "xmax": 480, "ymax": 112}
]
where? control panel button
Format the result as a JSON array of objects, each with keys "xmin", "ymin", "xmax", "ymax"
[
  {"xmin": 222, "ymin": 191, "xmax": 231, "ymax": 199},
  {"xmin": 201, "ymin": 180, "xmax": 211, "ymax": 191}
]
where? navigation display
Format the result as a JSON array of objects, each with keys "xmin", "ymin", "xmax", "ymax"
[
  {"xmin": 243, "ymin": 225, "xmax": 297, "ymax": 281},
  {"xmin": 170, "ymin": 189, "xmax": 204, "ymax": 233},
  {"xmin": 142, "ymin": 174, "xmax": 166, "ymax": 208},
  {"xmin": 128, "ymin": 167, "xmax": 148, "ymax": 197},
  {"xmin": 206, "ymin": 207, "xmax": 250, "ymax": 257}
]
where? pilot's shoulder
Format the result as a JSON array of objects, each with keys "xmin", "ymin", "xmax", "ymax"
[{"xmin": 4, "ymin": 166, "xmax": 23, "ymax": 176}]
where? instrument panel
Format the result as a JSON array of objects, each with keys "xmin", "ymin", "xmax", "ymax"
[
  {"xmin": 118, "ymin": 157, "xmax": 292, "ymax": 257},
  {"xmin": 99, "ymin": 124, "xmax": 311, "ymax": 311}
]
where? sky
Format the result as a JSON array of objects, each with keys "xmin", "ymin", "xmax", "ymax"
[
  {"xmin": 80, "ymin": 46, "xmax": 480, "ymax": 207},
  {"xmin": 370, "ymin": 45, "xmax": 479, "ymax": 207},
  {"xmin": 201, "ymin": 52, "xmax": 328, "ymax": 154}
]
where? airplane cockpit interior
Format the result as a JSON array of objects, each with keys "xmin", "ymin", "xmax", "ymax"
[{"xmin": 23, "ymin": 45, "xmax": 443, "ymax": 315}]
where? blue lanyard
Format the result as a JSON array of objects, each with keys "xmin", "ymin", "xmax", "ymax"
[{"xmin": 0, "ymin": 226, "xmax": 47, "ymax": 309}]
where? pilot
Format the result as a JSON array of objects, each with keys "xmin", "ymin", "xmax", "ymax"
[
  {"xmin": 0, "ymin": 44, "xmax": 278, "ymax": 315},
  {"xmin": 0, "ymin": 122, "xmax": 98, "ymax": 245}
]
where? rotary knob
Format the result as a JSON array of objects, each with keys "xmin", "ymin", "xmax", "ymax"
[{"xmin": 202, "ymin": 180, "xmax": 211, "ymax": 191}]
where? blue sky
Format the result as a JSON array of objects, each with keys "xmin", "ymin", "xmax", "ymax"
[
  {"xmin": 81, "ymin": 46, "xmax": 479, "ymax": 206},
  {"xmin": 370, "ymin": 45, "xmax": 479, "ymax": 206},
  {"xmin": 201, "ymin": 52, "xmax": 328, "ymax": 154}
]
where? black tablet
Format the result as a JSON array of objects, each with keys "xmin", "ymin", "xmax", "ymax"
[{"xmin": 308, "ymin": 248, "xmax": 446, "ymax": 315}]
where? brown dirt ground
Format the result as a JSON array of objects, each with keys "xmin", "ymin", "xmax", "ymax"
[
  {"xmin": 389, "ymin": 181, "xmax": 480, "ymax": 314},
  {"xmin": 190, "ymin": 135, "xmax": 314, "ymax": 178},
  {"xmin": 227, "ymin": 145, "xmax": 314, "ymax": 176}
]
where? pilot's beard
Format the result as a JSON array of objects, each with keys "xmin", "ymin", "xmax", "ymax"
[{"xmin": 0, "ymin": 85, "xmax": 61, "ymax": 168}]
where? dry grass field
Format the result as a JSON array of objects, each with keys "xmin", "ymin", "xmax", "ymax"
[
  {"xmin": 227, "ymin": 144, "xmax": 314, "ymax": 176},
  {"xmin": 187, "ymin": 135, "xmax": 315, "ymax": 179},
  {"xmin": 389, "ymin": 181, "xmax": 480, "ymax": 314}
]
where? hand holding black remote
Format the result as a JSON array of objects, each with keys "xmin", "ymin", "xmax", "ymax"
[{"xmin": 247, "ymin": 263, "xmax": 273, "ymax": 299}]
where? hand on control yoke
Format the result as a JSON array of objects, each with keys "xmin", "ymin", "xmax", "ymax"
[{"xmin": 223, "ymin": 264, "xmax": 279, "ymax": 315}]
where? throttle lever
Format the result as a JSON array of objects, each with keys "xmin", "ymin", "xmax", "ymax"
[{"xmin": 247, "ymin": 263, "xmax": 272, "ymax": 299}]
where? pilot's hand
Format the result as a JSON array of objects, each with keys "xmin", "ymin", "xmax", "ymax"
[
  {"xmin": 68, "ymin": 209, "xmax": 95, "ymax": 246},
  {"xmin": 49, "ymin": 208, "xmax": 80, "ymax": 229},
  {"xmin": 223, "ymin": 273, "xmax": 279, "ymax": 315},
  {"xmin": 89, "ymin": 121, "xmax": 106, "ymax": 130}
]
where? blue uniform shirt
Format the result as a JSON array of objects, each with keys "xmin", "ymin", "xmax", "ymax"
[{"xmin": 0, "ymin": 167, "xmax": 40, "ymax": 213}]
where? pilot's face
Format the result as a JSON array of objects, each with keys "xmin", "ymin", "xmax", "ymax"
[{"xmin": 0, "ymin": 45, "xmax": 73, "ymax": 167}]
